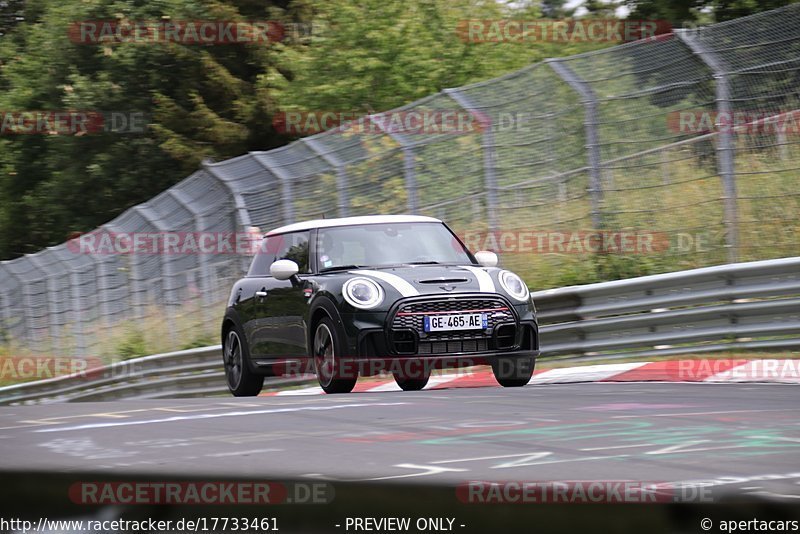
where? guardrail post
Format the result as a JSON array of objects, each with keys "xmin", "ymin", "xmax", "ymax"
[
  {"xmin": 677, "ymin": 30, "xmax": 739, "ymax": 263},
  {"xmin": 367, "ymin": 115, "xmax": 418, "ymax": 214},
  {"xmin": 443, "ymin": 88, "xmax": 499, "ymax": 236},
  {"xmin": 546, "ymin": 59, "xmax": 604, "ymax": 230},
  {"xmin": 303, "ymin": 137, "xmax": 350, "ymax": 217}
]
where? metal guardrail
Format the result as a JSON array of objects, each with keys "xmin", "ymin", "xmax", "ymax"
[
  {"xmin": 534, "ymin": 256, "xmax": 800, "ymax": 361},
  {"xmin": 0, "ymin": 346, "xmax": 315, "ymax": 405},
  {"xmin": 1, "ymin": 256, "xmax": 798, "ymax": 404},
  {"xmin": 3, "ymin": 5, "xmax": 800, "ymax": 358}
]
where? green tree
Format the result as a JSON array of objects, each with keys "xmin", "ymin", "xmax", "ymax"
[
  {"xmin": 268, "ymin": 0, "xmax": 610, "ymax": 118},
  {"xmin": 0, "ymin": 0, "xmax": 25, "ymax": 37},
  {"xmin": 625, "ymin": 0, "xmax": 799, "ymax": 26},
  {"xmin": 0, "ymin": 0, "xmax": 305, "ymax": 259}
]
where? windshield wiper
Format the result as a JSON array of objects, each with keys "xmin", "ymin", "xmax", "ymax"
[
  {"xmin": 406, "ymin": 261, "xmax": 441, "ymax": 265},
  {"xmin": 320, "ymin": 264, "xmax": 363, "ymax": 272}
]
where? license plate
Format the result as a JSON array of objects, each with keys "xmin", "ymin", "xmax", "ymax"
[{"xmin": 424, "ymin": 313, "xmax": 487, "ymax": 332}]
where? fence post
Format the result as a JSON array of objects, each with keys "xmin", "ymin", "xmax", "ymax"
[
  {"xmin": 202, "ymin": 161, "xmax": 252, "ymax": 231},
  {"xmin": 303, "ymin": 137, "xmax": 350, "ymax": 217},
  {"xmin": 677, "ymin": 30, "xmax": 739, "ymax": 263},
  {"xmin": 403, "ymin": 150, "xmax": 418, "ymax": 214},
  {"xmin": 443, "ymin": 88, "xmax": 498, "ymax": 235},
  {"xmin": 52, "ymin": 246, "xmax": 94, "ymax": 357},
  {"xmin": 546, "ymin": 59, "xmax": 604, "ymax": 230},
  {"xmin": 133, "ymin": 205, "xmax": 177, "ymax": 344},
  {"xmin": 367, "ymin": 115, "xmax": 418, "ymax": 213},
  {"xmin": 2, "ymin": 263, "xmax": 39, "ymax": 351},
  {"xmin": 255, "ymin": 154, "xmax": 295, "ymax": 225},
  {"xmin": 27, "ymin": 253, "xmax": 67, "ymax": 354},
  {"xmin": 0, "ymin": 263, "xmax": 20, "ymax": 348},
  {"xmin": 168, "ymin": 188, "xmax": 215, "ymax": 332},
  {"xmin": 202, "ymin": 161, "xmax": 253, "ymax": 274}
]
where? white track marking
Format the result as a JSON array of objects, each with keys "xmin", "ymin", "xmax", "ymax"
[
  {"xmin": 205, "ymin": 448, "xmax": 283, "ymax": 457},
  {"xmin": 275, "ymin": 386, "xmax": 324, "ymax": 396},
  {"xmin": 580, "ymin": 443, "xmax": 657, "ymax": 451},
  {"xmin": 359, "ymin": 464, "xmax": 468, "ymax": 481},
  {"xmin": 645, "ymin": 440, "xmax": 712, "ymax": 455},
  {"xmin": 531, "ymin": 362, "xmax": 646, "ymax": 384},
  {"xmin": 491, "ymin": 452, "xmax": 554, "ymax": 469},
  {"xmin": 33, "ymin": 402, "xmax": 408, "ymax": 433}
]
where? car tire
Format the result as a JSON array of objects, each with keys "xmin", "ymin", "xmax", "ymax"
[
  {"xmin": 313, "ymin": 317, "xmax": 357, "ymax": 394},
  {"xmin": 392, "ymin": 372, "xmax": 430, "ymax": 391},
  {"xmin": 491, "ymin": 355, "xmax": 535, "ymax": 387},
  {"xmin": 223, "ymin": 324, "xmax": 264, "ymax": 397}
]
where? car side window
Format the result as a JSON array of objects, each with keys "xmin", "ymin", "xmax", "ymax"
[
  {"xmin": 247, "ymin": 231, "xmax": 310, "ymax": 276},
  {"xmin": 280, "ymin": 232, "xmax": 310, "ymax": 273}
]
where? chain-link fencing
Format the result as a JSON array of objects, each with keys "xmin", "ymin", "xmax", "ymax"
[{"xmin": 1, "ymin": 5, "xmax": 798, "ymax": 357}]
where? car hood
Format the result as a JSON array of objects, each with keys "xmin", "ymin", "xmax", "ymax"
[{"xmin": 346, "ymin": 264, "xmax": 503, "ymax": 298}]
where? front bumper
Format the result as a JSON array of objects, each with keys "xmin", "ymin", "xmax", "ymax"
[{"xmin": 342, "ymin": 293, "xmax": 539, "ymax": 365}]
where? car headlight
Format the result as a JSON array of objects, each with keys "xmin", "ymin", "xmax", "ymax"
[
  {"xmin": 343, "ymin": 277, "xmax": 384, "ymax": 309},
  {"xmin": 499, "ymin": 270, "xmax": 529, "ymax": 302}
]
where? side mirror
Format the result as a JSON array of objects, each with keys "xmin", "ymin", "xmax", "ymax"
[
  {"xmin": 270, "ymin": 259, "xmax": 299, "ymax": 281},
  {"xmin": 474, "ymin": 250, "xmax": 498, "ymax": 268}
]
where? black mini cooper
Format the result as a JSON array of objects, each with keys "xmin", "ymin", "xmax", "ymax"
[{"xmin": 221, "ymin": 215, "xmax": 539, "ymax": 395}]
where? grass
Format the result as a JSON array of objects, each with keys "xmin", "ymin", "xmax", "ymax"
[
  {"xmin": 0, "ymin": 300, "xmax": 218, "ymax": 387},
  {"xmin": 0, "ymin": 135, "xmax": 797, "ymax": 385}
]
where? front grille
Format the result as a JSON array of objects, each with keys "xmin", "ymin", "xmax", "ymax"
[
  {"xmin": 392, "ymin": 297, "xmax": 512, "ymax": 333},
  {"xmin": 397, "ymin": 298, "xmax": 509, "ymax": 314},
  {"xmin": 418, "ymin": 339, "xmax": 489, "ymax": 354},
  {"xmin": 389, "ymin": 296, "xmax": 516, "ymax": 354}
]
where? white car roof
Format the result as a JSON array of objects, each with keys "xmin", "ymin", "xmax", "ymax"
[{"xmin": 266, "ymin": 215, "xmax": 442, "ymax": 235}]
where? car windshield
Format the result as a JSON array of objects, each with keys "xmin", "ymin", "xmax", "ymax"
[{"xmin": 317, "ymin": 222, "xmax": 473, "ymax": 271}]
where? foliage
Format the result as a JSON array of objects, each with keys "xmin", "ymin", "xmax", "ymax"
[
  {"xmin": 0, "ymin": 0, "xmax": 305, "ymax": 259},
  {"xmin": 625, "ymin": 0, "xmax": 799, "ymax": 26}
]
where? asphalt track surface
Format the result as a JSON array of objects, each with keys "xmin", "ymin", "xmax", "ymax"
[{"xmin": 1, "ymin": 382, "xmax": 799, "ymax": 499}]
